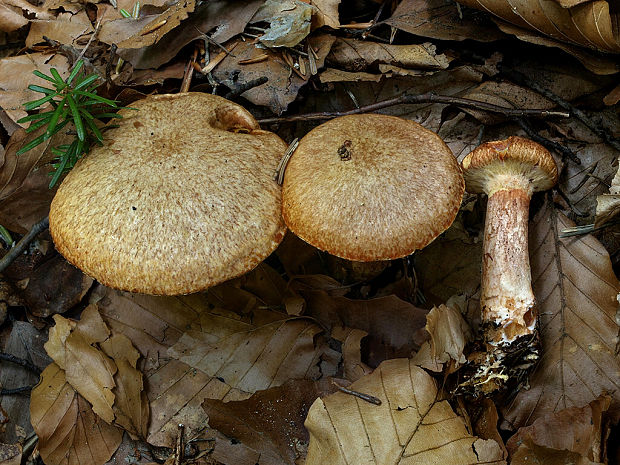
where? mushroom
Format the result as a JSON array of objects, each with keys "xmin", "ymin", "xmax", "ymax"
[
  {"xmin": 282, "ymin": 113, "xmax": 464, "ymax": 262},
  {"xmin": 49, "ymin": 92, "xmax": 288, "ymax": 295},
  {"xmin": 460, "ymin": 136, "xmax": 558, "ymax": 392}
]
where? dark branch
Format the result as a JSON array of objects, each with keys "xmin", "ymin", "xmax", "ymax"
[{"xmin": 0, "ymin": 216, "xmax": 49, "ymax": 275}]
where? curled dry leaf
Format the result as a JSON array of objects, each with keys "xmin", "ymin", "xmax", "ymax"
[
  {"xmin": 327, "ymin": 39, "xmax": 452, "ymax": 72},
  {"xmin": 253, "ymin": 0, "xmax": 314, "ymax": 48},
  {"xmin": 456, "ymin": 0, "xmax": 620, "ymax": 53},
  {"xmin": 384, "ymin": 0, "xmax": 505, "ymax": 42},
  {"xmin": 594, "ymin": 163, "xmax": 620, "ymax": 227},
  {"xmin": 305, "ymin": 358, "xmax": 506, "ymax": 465},
  {"xmin": 100, "ymin": 334, "xmax": 150, "ymax": 440},
  {"xmin": 30, "ymin": 364, "xmax": 123, "ymax": 465},
  {"xmin": 331, "ymin": 327, "xmax": 373, "ymax": 382},
  {"xmin": 44, "ymin": 305, "xmax": 116, "ymax": 423},
  {"xmin": 98, "ymin": 0, "xmax": 195, "ymax": 49},
  {"xmin": 502, "ymin": 200, "xmax": 620, "ymax": 428},
  {"xmin": 507, "ymin": 396, "xmax": 611, "ymax": 464},
  {"xmin": 203, "ymin": 379, "xmax": 334, "ymax": 465},
  {"xmin": 26, "ymin": 11, "xmax": 94, "ymax": 48},
  {"xmin": 413, "ymin": 300, "xmax": 473, "ymax": 371},
  {"xmin": 0, "ymin": 3, "xmax": 28, "ymax": 32}
]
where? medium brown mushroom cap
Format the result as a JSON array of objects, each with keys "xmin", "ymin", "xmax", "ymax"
[
  {"xmin": 282, "ymin": 114, "xmax": 464, "ymax": 261},
  {"xmin": 461, "ymin": 136, "xmax": 558, "ymax": 195},
  {"xmin": 50, "ymin": 92, "xmax": 287, "ymax": 295}
]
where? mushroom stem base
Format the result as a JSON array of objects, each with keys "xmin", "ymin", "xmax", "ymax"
[{"xmin": 459, "ymin": 327, "xmax": 540, "ymax": 395}]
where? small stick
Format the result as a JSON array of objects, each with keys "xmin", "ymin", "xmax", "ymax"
[
  {"xmin": 174, "ymin": 424, "xmax": 185, "ymax": 465},
  {"xmin": 257, "ymin": 92, "xmax": 570, "ymax": 124},
  {"xmin": 0, "ymin": 216, "xmax": 49, "ymax": 275},
  {"xmin": 74, "ymin": 18, "xmax": 102, "ymax": 66},
  {"xmin": 361, "ymin": 0, "xmax": 388, "ymax": 39},
  {"xmin": 0, "ymin": 352, "xmax": 41, "ymax": 375},
  {"xmin": 273, "ymin": 138, "xmax": 299, "ymax": 185},
  {"xmin": 332, "ymin": 380, "xmax": 382, "ymax": 405}
]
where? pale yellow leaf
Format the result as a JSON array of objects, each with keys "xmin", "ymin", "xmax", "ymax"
[
  {"xmin": 311, "ymin": 0, "xmax": 340, "ymax": 28},
  {"xmin": 30, "ymin": 364, "xmax": 122, "ymax": 465},
  {"xmin": 305, "ymin": 358, "xmax": 505, "ymax": 464},
  {"xmin": 594, "ymin": 163, "xmax": 620, "ymax": 227},
  {"xmin": 502, "ymin": 200, "xmax": 620, "ymax": 428}
]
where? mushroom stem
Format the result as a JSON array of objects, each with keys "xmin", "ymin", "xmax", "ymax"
[{"xmin": 482, "ymin": 188, "xmax": 536, "ymax": 346}]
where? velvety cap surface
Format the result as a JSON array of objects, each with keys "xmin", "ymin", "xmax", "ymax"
[
  {"xmin": 50, "ymin": 93, "xmax": 287, "ymax": 295},
  {"xmin": 461, "ymin": 136, "xmax": 558, "ymax": 195},
  {"xmin": 282, "ymin": 114, "xmax": 464, "ymax": 261}
]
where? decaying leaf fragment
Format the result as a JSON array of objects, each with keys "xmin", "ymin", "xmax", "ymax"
[
  {"xmin": 503, "ymin": 200, "xmax": 620, "ymax": 428},
  {"xmin": 594, "ymin": 163, "xmax": 620, "ymax": 227},
  {"xmin": 30, "ymin": 364, "xmax": 123, "ymax": 465},
  {"xmin": 507, "ymin": 396, "xmax": 611, "ymax": 464},
  {"xmin": 305, "ymin": 358, "xmax": 505, "ymax": 465},
  {"xmin": 252, "ymin": 0, "xmax": 315, "ymax": 48}
]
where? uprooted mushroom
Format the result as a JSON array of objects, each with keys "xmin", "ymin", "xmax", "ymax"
[
  {"xmin": 49, "ymin": 92, "xmax": 288, "ymax": 295},
  {"xmin": 460, "ymin": 136, "xmax": 558, "ymax": 393}
]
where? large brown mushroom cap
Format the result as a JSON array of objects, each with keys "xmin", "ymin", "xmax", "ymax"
[
  {"xmin": 461, "ymin": 136, "xmax": 558, "ymax": 196},
  {"xmin": 50, "ymin": 92, "xmax": 287, "ymax": 295},
  {"xmin": 282, "ymin": 114, "xmax": 464, "ymax": 261}
]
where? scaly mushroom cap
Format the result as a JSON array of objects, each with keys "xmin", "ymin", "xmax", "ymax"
[
  {"xmin": 461, "ymin": 136, "xmax": 558, "ymax": 196},
  {"xmin": 50, "ymin": 92, "xmax": 287, "ymax": 295},
  {"xmin": 282, "ymin": 114, "xmax": 464, "ymax": 261}
]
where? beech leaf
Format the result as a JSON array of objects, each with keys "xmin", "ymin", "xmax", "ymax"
[
  {"xmin": 30, "ymin": 364, "xmax": 122, "ymax": 465},
  {"xmin": 502, "ymin": 200, "xmax": 620, "ymax": 428},
  {"xmin": 304, "ymin": 358, "xmax": 506, "ymax": 465}
]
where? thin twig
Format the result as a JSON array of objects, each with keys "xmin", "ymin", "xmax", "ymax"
[
  {"xmin": 361, "ymin": 0, "xmax": 389, "ymax": 39},
  {"xmin": 174, "ymin": 424, "xmax": 185, "ymax": 465},
  {"xmin": 1, "ymin": 386, "xmax": 33, "ymax": 395},
  {"xmin": 332, "ymin": 380, "xmax": 382, "ymax": 405},
  {"xmin": 516, "ymin": 118, "xmax": 581, "ymax": 165},
  {"xmin": 0, "ymin": 216, "xmax": 49, "ymax": 275},
  {"xmin": 257, "ymin": 92, "xmax": 570, "ymax": 124},
  {"xmin": 0, "ymin": 353, "xmax": 41, "ymax": 375},
  {"xmin": 74, "ymin": 18, "xmax": 102, "ymax": 66},
  {"xmin": 503, "ymin": 67, "xmax": 620, "ymax": 152}
]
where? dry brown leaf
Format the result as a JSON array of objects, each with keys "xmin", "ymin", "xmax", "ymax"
[
  {"xmin": 305, "ymin": 358, "xmax": 506, "ymax": 465},
  {"xmin": 253, "ymin": 0, "xmax": 314, "ymax": 47},
  {"xmin": 331, "ymin": 327, "xmax": 372, "ymax": 381},
  {"xmin": 299, "ymin": 290, "xmax": 428, "ymax": 367},
  {"xmin": 384, "ymin": 0, "xmax": 505, "ymax": 42},
  {"xmin": 26, "ymin": 11, "xmax": 94, "ymax": 47},
  {"xmin": 0, "ymin": 3, "xmax": 28, "ymax": 32},
  {"xmin": 100, "ymin": 334, "xmax": 149, "ymax": 440},
  {"xmin": 212, "ymin": 34, "xmax": 335, "ymax": 114},
  {"xmin": 13, "ymin": 255, "xmax": 94, "ymax": 317},
  {"xmin": 563, "ymin": 141, "xmax": 618, "ymax": 216},
  {"xmin": 169, "ymin": 318, "xmax": 330, "ymax": 393},
  {"xmin": 507, "ymin": 396, "xmax": 611, "ymax": 464},
  {"xmin": 502, "ymin": 200, "xmax": 620, "ymax": 428},
  {"xmin": 0, "ymin": 53, "xmax": 70, "ymax": 124},
  {"xmin": 310, "ymin": 0, "xmax": 340, "ymax": 28},
  {"xmin": 30, "ymin": 363, "xmax": 123, "ymax": 465},
  {"xmin": 494, "ymin": 21, "xmax": 620, "ymax": 75},
  {"xmin": 327, "ymin": 38, "xmax": 452, "ymax": 71},
  {"xmin": 319, "ymin": 68, "xmax": 384, "ymax": 82},
  {"xmin": 456, "ymin": 0, "xmax": 620, "ymax": 53},
  {"xmin": 203, "ymin": 379, "xmax": 334, "ymax": 465},
  {"xmin": 0, "ymin": 322, "xmax": 51, "ymax": 443},
  {"xmin": 44, "ymin": 305, "xmax": 117, "ymax": 423},
  {"xmin": 98, "ymin": 0, "xmax": 195, "ymax": 49},
  {"xmin": 114, "ymin": 0, "xmax": 263, "ymax": 70}
]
